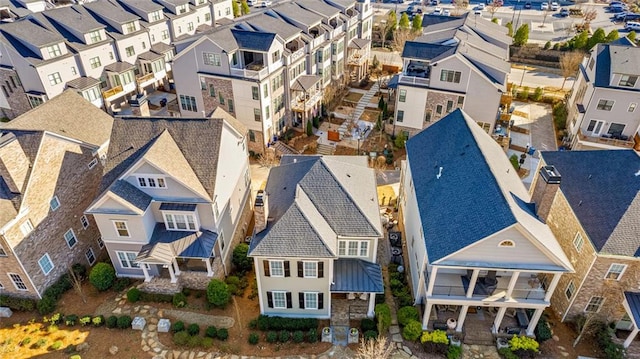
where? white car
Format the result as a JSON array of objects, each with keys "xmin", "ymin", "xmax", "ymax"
[
  {"xmin": 443, "ymin": 9, "xmax": 450, "ymax": 16},
  {"xmin": 626, "ymin": 21, "xmax": 640, "ymax": 31},
  {"xmin": 540, "ymin": 2, "xmax": 549, "ymax": 10},
  {"xmin": 474, "ymin": 8, "xmax": 483, "ymax": 14},
  {"xmin": 550, "ymin": 2, "xmax": 559, "ymax": 10},
  {"xmin": 260, "ymin": 0, "xmax": 272, "ymax": 7},
  {"xmin": 475, "ymin": 3, "xmax": 485, "ymax": 10}
]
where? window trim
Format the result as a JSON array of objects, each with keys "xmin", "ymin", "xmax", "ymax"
[
  {"xmin": 565, "ymin": 280, "xmax": 575, "ymax": 300},
  {"xmin": 8, "ymin": 273, "xmax": 28, "ymax": 291},
  {"xmin": 584, "ymin": 296, "xmax": 605, "ymax": 313},
  {"xmin": 618, "ymin": 74, "xmax": 638, "ymax": 87},
  {"xmin": 272, "ymin": 290, "xmax": 287, "ymax": 309},
  {"xmin": 596, "ymin": 99, "xmax": 614, "ymax": 111},
  {"xmin": 573, "ymin": 232, "xmax": 584, "ymax": 252},
  {"xmin": 269, "ymin": 260, "xmax": 284, "ymax": 277},
  {"xmin": 303, "ymin": 261, "xmax": 317, "ymax": 278},
  {"xmin": 136, "ymin": 175, "xmax": 167, "ymax": 189},
  {"xmin": 0, "ymin": 244, "xmax": 6, "ymax": 257},
  {"xmin": 19, "ymin": 219, "xmax": 34, "ymax": 236},
  {"xmin": 50, "ymin": 196, "xmax": 61, "ymax": 211},
  {"xmin": 80, "ymin": 215, "xmax": 89, "ymax": 229},
  {"xmin": 162, "ymin": 212, "xmax": 198, "ymax": 231},
  {"xmin": 303, "ymin": 292, "xmax": 318, "ymax": 310},
  {"xmin": 38, "ymin": 253, "xmax": 54, "ymax": 276},
  {"xmin": 116, "ymin": 251, "xmax": 140, "ymax": 269},
  {"xmin": 113, "ymin": 220, "xmax": 130, "ymax": 237},
  {"xmin": 604, "ymin": 263, "xmax": 627, "ymax": 281},
  {"xmin": 64, "ymin": 229, "xmax": 77, "ymax": 248},
  {"xmin": 337, "ymin": 240, "xmax": 369, "ymax": 257},
  {"xmin": 498, "ymin": 240, "xmax": 515, "ymax": 247},
  {"xmin": 85, "ymin": 248, "xmax": 96, "ymax": 265}
]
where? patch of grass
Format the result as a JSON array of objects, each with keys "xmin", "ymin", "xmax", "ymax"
[{"xmin": 344, "ymin": 92, "xmax": 364, "ymax": 103}]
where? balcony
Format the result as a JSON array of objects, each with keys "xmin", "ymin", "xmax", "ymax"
[
  {"xmin": 398, "ymin": 74, "xmax": 430, "ymax": 86},
  {"xmin": 348, "ymin": 49, "xmax": 369, "ymax": 66},
  {"xmin": 136, "ymin": 73, "xmax": 155, "ymax": 85},
  {"xmin": 230, "ymin": 63, "xmax": 269, "ymax": 80},
  {"xmin": 575, "ymin": 128, "xmax": 635, "ymax": 149},
  {"xmin": 102, "ymin": 85, "xmax": 124, "ymax": 99},
  {"xmin": 285, "ymin": 48, "xmax": 306, "ymax": 65},
  {"xmin": 291, "ymin": 91, "xmax": 322, "ymax": 112},
  {"xmin": 428, "ymin": 272, "xmax": 547, "ymax": 302}
]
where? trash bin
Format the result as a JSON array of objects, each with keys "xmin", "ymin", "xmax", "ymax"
[
  {"xmin": 528, "ymin": 147, "xmax": 535, "ymax": 156},
  {"xmin": 160, "ymin": 98, "xmax": 167, "ymax": 107}
]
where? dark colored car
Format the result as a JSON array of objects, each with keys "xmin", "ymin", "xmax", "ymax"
[
  {"xmin": 559, "ymin": 8, "xmax": 569, "ymax": 16},
  {"xmin": 524, "ymin": 2, "xmax": 532, "ymax": 9}
]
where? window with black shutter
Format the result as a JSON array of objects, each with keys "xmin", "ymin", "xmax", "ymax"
[
  {"xmin": 318, "ymin": 262, "xmax": 324, "ymax": 278},
  {"xmin": 284, "ymin": 261, "xmax": 290, "ymax": 277},
  {"xmin": 318, "ymin": 293, "xmax": 324, "ymax": 309},
  {"xmin": 267, "ymin": 291, "xmax": 273, "ymax": 308},
  {"xmin": 299, "ymin": 292, "xmax": 304, "ymax": 308},
  {"xmin": 297, "ymin": 261, "xmax": 303, "ymax": 277},
  {"xmin": 263, "ymin": 260, "xmax": 270, "ymax": 276},
  {"xmin": 286, "ymin": 292, "xmax": 292, "ymax": 308}
]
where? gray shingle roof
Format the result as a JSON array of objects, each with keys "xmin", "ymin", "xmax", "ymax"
[
  {"xmin": 109, "ymin": 179, "xmax": 152, "ymax": 211},
  {"xmin": 118, "ymin": 0, "xmax": 164, "ymax": 13},
  {"xmin": 593, "ymin": 43, "xmax": 640, "ymax": 90},
  {"xmin": 401, "ymin": 41, "xmax": 456, "ymax": 61},
  {"xmin": 271, "ymin": 3, "xmax": 323, "ymax": 27},
  {"xmin": 104, "ymin": 61, "xmax": 135, "ymax": 73},
  {"xmin": 331, "ymin": 259, "xmax": 384, "ymax": 293},
  {"xmin": 540, "ymin": 150, "xmax": 640, "ymax": 256},
  {"xmin": 231, "ymin": 28, "xmax": 276, "ymax": 52},
  {"xmin": 295, "ymin": 0, "xmax": 341, "ymax": 18},
  {"xmin": 242, "ymin": 14, "xmax": 301, "ymax": 41},
  {"xmin": 0, "ymin": 17, "xmax": 64, "ymax": 47},
  {"xmin": 42, "ymin": 6, "xmax": 105, "ymax": 33},
  {"xmin": 138, "ymin": 50, "xmax": 164, "ymax": 61},
  {"xmin": 290, "ymin": 75, "xmax": 321, "ymax": 92},
  {"xmin": 85, "ymin": 0, "xmax": 140, "ymax": 24}
]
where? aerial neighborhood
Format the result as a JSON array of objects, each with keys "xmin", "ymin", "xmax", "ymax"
[{"xmin": 0, "ymin": 0, "xmax": 638, "ymax": 358}]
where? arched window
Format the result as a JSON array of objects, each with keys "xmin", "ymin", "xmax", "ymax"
[{"xmin": 499, "ymin": 240, "xmax": 515, "ymax": 247}]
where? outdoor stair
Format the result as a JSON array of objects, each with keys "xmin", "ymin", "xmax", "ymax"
[
  {"xmin": 272, "ymin": 141, "xmax": 299, "ymax": 155},
  {"xmin": 317, "ymin": 143, "xmax": 335, "ymax": 155},
  {"xmin": 351, "ymin": 83, "xmax": 379, "ymax": 125}
]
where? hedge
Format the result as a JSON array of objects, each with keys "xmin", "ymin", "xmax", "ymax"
[
  {"xmin": 397, "ymin": 306, "xmax": 419, "ymax": 327},
  {"xmin": 375, "ymin": 303, "xmax": 392, "ymax": 334},
  {"xmin": 255, "ymin": 315, "xmax": 318, "ymax": 331},
  {"xmin": 0, "ymin": 295, "xmax": 36, "ymax": 312}
]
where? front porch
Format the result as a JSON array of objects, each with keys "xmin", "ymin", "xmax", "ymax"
[{"xmin": 137, "ymin": 257, "xmax": 225, "ymax": 294}]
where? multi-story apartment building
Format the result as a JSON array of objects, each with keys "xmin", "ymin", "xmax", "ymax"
[
  {"xmin": 0, "ymin": 0, "xmax": 233, "ymax": 119},
  {"xmin": 390, "ymin": 14, "xmax": 510, "ymax": 138},
  {"xmin": 0, "ymin": 90, "xmax": 112, "ymax": 299},
  {"xmin": 172, "ymin": 0, "xmax": 373, "ymax": 154},
  {"xmin": 565, "ymin": 38, "xmax": 640, "ymax": 150}
]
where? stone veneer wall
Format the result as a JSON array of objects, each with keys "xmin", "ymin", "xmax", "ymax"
[
  {"xmin": 247, "ymin": 129, "xmax": 265, "ymax": 155},
  {"xmin": 201, "ymin": 77, "xmax": 234, "ymax": 117},
  {"xmin": 425, "ymin": 91, "xmax": 464, "ymax": 123},
  {"xmin": 0, "ymin": 68, "xmax": 32, "ymax": 119}
]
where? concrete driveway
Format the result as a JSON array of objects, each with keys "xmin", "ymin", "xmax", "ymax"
[{"xmin": 249, "ymin": 162, "xmax": 271, "ymax": 201}]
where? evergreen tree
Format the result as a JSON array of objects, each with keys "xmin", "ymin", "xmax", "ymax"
[
  {"xmin": 232, "ymin": 0, "xmax": 240, "ymax": 17},
  {"xmin": 513, "ymin": 24, "xmax": 529, "ymax": 46},
  {"xmin": 587, "ymin": 28, "xmax": 606, "ymax": 50},
  {"xmin": 573, "ymin": 31, "xmax": 589, "ymax": 50},
  {"xmin": 411, "ymin": 14, "xmax": 422, "ymax": 32},
  {"xmin": 505, "ymin": 21, "xmax": 514, "ymax": 37},
  {"xmin": 378, "ymin": 97, "xmax": 385, "ymax": 111},
  {"xmin": 628, "ymin": 31, "xmax": 637, "ymax": 42},
  {"xmin": 306, "ymin": 119, "xmax": 313, "ymax": 136},
  {"xmin": 399, "ymin": 13, "xmax": 410, "ymax": 29},
  {"xmin": 240, "ymin": 0, "xmax": 250, "ymax": 15},
  {"xmin": 605, "ymin": 29, "xmax": 619, "ymax": 43},
  {"xmin": 388, "ymin": 11, "xmax": 397, "ymax": 31}
]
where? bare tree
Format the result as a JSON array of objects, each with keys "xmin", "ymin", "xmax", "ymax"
[
  {"xmin": 487, "ymin": 0, "xmax": 502, "ymax": 20},
  {"xmin": 541, "ymin": 8, "xmax": 552, "ymax": 27},
  {"xmin": 580, "ymin": 8, "xmax": 597, "ymax": 33},
  {"xmin": 257, "ymin": 149, "xmax": 278, "ymax": 168},
  {"xmin": 68, "ymin": 267, "xmax": 86, "ymax": 304},
  {"xmin": 453, "ymin": 0, "xmax": 470, "ymax": 16},
  {"xmin": 377, "ymin": 20, "xmax": 393, "ymax": 49},
  {"xmin": 355, "ymin": 335, "xmax": 394, "ymax": 359},
  {"xmin": 559, "ymin": 51, "xmax": 584, "ymax": 90},
  {"xmin": 392, "ymin": 28, "xmax": 416, "ymax": 52}
]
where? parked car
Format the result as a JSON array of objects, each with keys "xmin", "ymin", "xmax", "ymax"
[
  {"xmin": 541, "ymin": 2, "xmax": 549, "ymax": 10},
  {"xmin": 416, "ymin": 8, "xmax": 423, "ymax": 14},
  {"xmin": 443, "ymin": 9, "xmax": 450, "ymax": 15},
  {"xmin": 615, "ymin": 12, "xmax": 640, "ymax": 21},
  {"xmin": 259, "ymin": 0, "xmax": 272, "ymax": 7},
  {"xmin": 610, "ymin": 3, "xmax": 628, "ymax": 11},
  {"xmin": 475, "ymin": 3, "xmax": 485, "ymax": 9},
  {"xmin": 430, "ymin": 0, "xmax": 439, "ymax": 4},
  {"xmin": 524, "ymin": 2, "xmax": 532, "ymax": 9},
  {"xmin": 474, "ymin": 8, "xmax": 483, "ymax": 14},
  {"xmin": 625, "ymin": 21, "xmax": 640, "ymax": 31},
  {"xmin": 559, "ymin": 8, "xmax": 569, "ymax": 16},
  {"xmin": 550, "ymin": 2, "xmax": 559, "ymax": 10}
]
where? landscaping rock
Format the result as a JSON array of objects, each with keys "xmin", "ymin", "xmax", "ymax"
[
  {"xmin": 158, "ymin": 318, "xmax": 171, "ymax": 333},
  {"xmin": 392, "ymin": 333, "xmax": 403, "ymax": 342},
  {"xmin": 389, "ymin": 325, "xmax": 400, "ymax": 335},
  {"xmin": 0, "ymin": 307, "xmax": 12, "ymax": 318},
  {"xmin": 109, "ymin": 345, "xmax": 118, "ymax": 355},
  {"xmin": 77, "ymin": 342, "xmax": 90, "ymax": 352},
  {"xmin": 132, "ymin": 316, "xmax": 146, "ymax": 330},
  {"xmin": 403, "ymin": 345, "xmax": 412, "ymax": 355}
]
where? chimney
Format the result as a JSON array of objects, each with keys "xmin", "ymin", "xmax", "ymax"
[
  {"xmin": 531, "ymin": 165, "xmax": 561, "ymax": 223},
  {"xmin": 128, "ymin": 93, "xmax": 150, "ymax": 117},
  {"xmin": 0, "ymin": 133, "xmax": 30, "ymax": 193},
  {"xmin": 254, "ymin": 190, "xmax": 269, "ymax": 233}
]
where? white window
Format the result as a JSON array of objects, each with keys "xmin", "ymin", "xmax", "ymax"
[
  {"xmin": 338, "ymin": 240, "xmax": 369, "ymax": 257},
  {"xmin": 28, "ymin": 95, "xmax": 44, "ymax": 108},
  {"xmin": 0, "ymin": 245, "xmax": 6, "ymax": 256},
  {"xmin": 38, "ymin": 253, "xmax": 54, "ymax": 275},
  {"xmin": 8, "ymin": 273, "xmax": 27, "ymax": 291},
  {"xmin": 303, "ymin": 262, "xmax": 317, "ymax": 278},
  {"xmin": 97, "ymin": 237, "xmax": 104, "ymax": 249},
  {"xmin": 64, "ymin": 229, "xmax": 77, "ymax": 248},
  {"xmin": 269, "ymin": 260, "xmax": 284, "ymax": 277},
  {"xmin": 163, "ymin": 213, "xmax": 198, "ymax": 231},
  {"xmin": 573, "ymin": 232, "xmax": 584, "ymax": 252},
  {"xmin": 150, "ymin": 11, "xmax": 162, "ymax": 22},
  {"xmin": 89, "ymin": 30, "xmax": 102, "ymax": 43},
  {"xmin": 124, "ymin": 21, "xmax": 136, "ymax": 33},
  {"xmin": 272, "ymin": 291, "xmax": 286, "ymax": 308},
  {"xmin": 187, "ymin": 22, "xmax": 194, "ymax": 31},
  {"xmin": 47, "ymin": 44, "xmax": 62, "ymax": 57},
  {"xmin": 565, "ymin": 280, "xmax": 575, "ymax": 300},
  {"xmin": 136, "ymin": 175, "xmax": 167, "ymax": 188},
  {"xmin": 605, "ymin": 263, "xmax": 627, "ymax": 280},
  {"xmin": 88, "ymin": 158, "xmax": 98, "ymax": 169},
  {"xmin": 619, "ymin": 75, "xmax": 638, "ymax": 87},
  {"xmin": 48, "ymin": 72, "xmax": 62, "ymax": 86},
  {"xmin": 85, "ymin": 248, "xmax": 96, "ymax": 265},
  {"xmin": 203, "ymin": 52, "xmax": 221, "ymax": 66},
  {"xmin": 80, "ymin": 215, "xmax": 89, "ymax": 229},
  {"xmin": 71, "ymin": 66, "xmax": 77, "ymax": 75},
  {"xmin": 161, "ymin": 30, "xmax": 169, "ymax": 40},
  {"xmin": 19, "ymin": 220, "xmax": 33, "ymax": 236},
  {"xmin": 304, "ymin": 292, "xmax": 318, "ymax": 309},
  {"xmin": 125, "ymin": 46, "xmax": 135, "ymax": 57},
  {"xmin": 116, "ymin": 251, "xmax": 139, "ymax": 268},
  {"xmin": 596, "ymin": 99, "xmax": 614, "ymax": 111},
  {"xmin": 585, "ymin": 296, "xmax": 605, "ymax": 313},
  {"xmin": 113, "ymin": 221, "xmax": 130, "ymax": 237},
  {"xmin": 50, "ymin": 196, "xmax": 60, "ymax": 211},
  {"xmin": 89, "ymin": 56, "xmax": 101, "ymax": 69},
  {"xmin": 179, "ymin": 94, "xmax": 197, "ymax": 112},
  {"xmin": 629, "ymin": 103, "xmax": 637, "ymax": 112}
]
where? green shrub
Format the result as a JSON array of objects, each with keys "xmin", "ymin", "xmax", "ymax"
[
  {"xmin": 89, "ymin": 263, "xmax": 116, "ymax": 291},
  {"xmin": 217, "ymin": 328, "xmax": 229, "ymax": 341},
  {"xmin": 139, "ymin": 292, "xmax": 173, "ymax": 303},
  {"xmin": 374, "ymin": 303, "xmax": 392, "ymax": 334},
  {"xmin": 117, "ymin": 315, "xmax": 132, "ymax": 329},
  {"xmin": 509, "ymin": 154, "xmax": 520, "ymax": 170},
  {"xmin": 402, "ymin": 320, "xmax": 422, "ymax": 341},
  {"xmin": 307, "ymin": 328, "xmax": 318, "ymax": 343},
  {"xmin": 509, "ymin": 335, "xmax": 539, "ymax": 358},
  {"xmin": 397, "ymin": 306, "xmax": 419, "ymax": 326},
  {"xmin": 187, "ymin": 335, "xmax": 201, "ymax": 348},
  {"xmin": 187, "ymin": 323, "xmax": 200, "ymax": 336},
  {"xmin": 106, "ymin": 316, "xmax": 117, "ymax": 328},
  {"xmin": 361, "ymin": 318, "xmax": 376, "ymax": 332},
  {"xmin": 254, "ymin": 315, "xmax": 319, "ymax": 331},
  {"xmin": 498, "ymin": 347, "xmax": 518, "ymax": 359},
  {"xmin": 201, "ymin": 337, "xmax": 214, "ymax": 349},
  {"xmin": 112, "ymin": 277, "xmax": 130, "ymax": 292},
  {"xmin": 92, "ymin": 315, "xmax": 104, "ymax": 327},
  {"xmin": 127, "ymin": 288, "xmax": 141, "ymax": 303},
  {"xmin": 79, "ymin": 316, "xmax": 91, "ymax": 326},
  {"xmin": 0, "ymin": 295, "xmax": 36, "ymax": 311},
  {"xmin": 248, "ymin": 319, "xmax": 258, "ymax": 329},
  {"xmin": 552, "ymin": 102, "xmax": 568, "ymax": 130},
  {"xmin": 266, "ymin": 331, "xmax": 278, "ymax": 343},
  {"xmin": 206, "ymin": 279, "xmax": 230, "ymax": 308},
  {"xmin": 533, "ymin": 87, "xmax": 543, "ymax": 101},
  {"xmin": 20, "ymin": 337, "xmax": 31, "ymax": 346},
  {"xmin": 65, "ymin": 314, "xmax": 78, "ymax": 326},
  {"xmin": 292, "ymin": 330, "xmax": 304, "ymax": 343},
  {"xmin": 596, "ymin": 322, "xmax": 625, "ymax": 359},
  {"xmin": 232, "ymin": 243, "xmax": 253, "ymax": 273},
  {"xmin": 518, "ymin": 86, "xmax": 530, "ymax": 100},
  {"xmin": 50, "ymin": 340, "xmax": 63, "ymax": 350},
  {"xmin": 535, "ymin": 316, "xmax": 552, "ymax": 342},
  {"xmin": 172, "ymin": 321, "xmax": 186, "ymax": 333},
  {"xmin": 72, "ymin": 263, "xmax": 87, "ymax": 280},
  {"xmin": 173, "ymin": 293, "xmax": 187, "ymax": 308},
  {"xmin": 69, "ymin": 355, "xmax": 81, "ymax": 359},
  {"xmin": 37, "ymin": 296, "xmax": 56, "ymax": 315},
  {"xmin": 248, "ymin": 332, "xmax": 260, "ymax": 344},
  {"xmin": 447, "ymin": 345, "xmax": 463, "ymax": 359},
  {"xmin": 173, "ymin": 331, "xmax": 190, "ymax": 346},
  {"xmin": 389, "ymin": 278, "xmax": 403, "ymax": 292},
  {"xmin": 205, "ymin": 326, "xmax": 217, "ymax": 338},
  {"xmin": 421, "ymin": 330, "xmax": 449, "ymax": 355},
  {"xmin": 34, "ymin": 339, "xmax": 47, "ymax": 349},
  {"xmin": 544, "ymin": 41, "xmax": 552, "ymax": 49},
  {"xmin": 278, "ymin": 330, "xmax": 290, "ymax": 343},
  {"xmin": 364, "ymin": 330, "xmax": 378, "ymax": 340}
]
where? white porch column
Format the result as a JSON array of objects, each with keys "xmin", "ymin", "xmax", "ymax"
[
  {"xmin": 526, "ymin": 308, "xmax": 544, "ymax": 336},
  {"xmin": 544, "ymin": 273, "xmax": 562, "ymax": 302},
  {"xmin": 367, "ymin": 293, "xmax": 376, "ymax": 318},
  {"xmin": 205, "ymin": 258, "xmax": 214, "ymax": 277},
  {"xmin": 422, "ymin": 302, "xmax": 433, "ymax": 330},
  {"xmin": 172, "ymin": 258, "xmax": 181, "ymax": 276},
  {"xmin": 455, "ymin": 305, "xmax": 469, "ymax": 332},
  {"xmin": 466, "ymin": 269, "xmax": 480, "ymax": 298},
  {"xmin": 167, "ymin": 263, "xmax": 177, "ymax": 283},
  {"xmin": 624, "ymin": 326, "xmax": 639, "ymax": 348},
  {"xmin": 427, "ymin": 267, "xmax": 438, "ymax": 296},
  {"xmin": 141, "ymin": 264, "xmax": 151, "ymax": 282},
  {"xmin": 505, "ymin": 271, "xmax": 521, "ymax": 300},
  {"xmin": 493, "ymin": 307, "xmax": 507, "ymax": 333}
]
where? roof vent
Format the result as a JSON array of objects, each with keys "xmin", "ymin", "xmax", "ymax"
[
  {"xmin": 540, "ymin": 165, "xmax": 561, "ymax": 184},
  {"xmin": 436, "ymin": 166, "xmax": 443, "ymax": 179}
]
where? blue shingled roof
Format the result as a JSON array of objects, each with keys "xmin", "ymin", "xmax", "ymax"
[
  {"xmin": 540, "ymin": 150, "xmax": 640, "ymax": 254},
  {"xmin": 401, "ymin": 41, "xmax": 456, "ymax": 61},
  {"xmin": 331, "ymin": 259, "xmax": 384, "ymax": 293},
  {"xmin": 137, "ymin": 224, "xmax": 218, "ymax": 262},
  {"xmin": 625, "ymin": 292, "xmax": 640, "ymax": 326},
  {"xmin": 405, "ymin": 109, "xmax": 517, "ymax": 262},
  {"xmin": 593, "ymin": 44, "xmax": 611, "ymax": 88},
  {"xmin": 231, "ymin": 29, "xmax": 276, "ymax": 52},
  {"xmin": 159, "ymin": 203, "xmax": 197, "ymax": 211}
]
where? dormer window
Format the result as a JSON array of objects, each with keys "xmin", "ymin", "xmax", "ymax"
[
  {"xmin": 46, "ymin": 44, "xmax": 61, "ymax": 58},
  {"xmin": 177, "ymin": 4, "xmax": 188, "ymax": 14},
  {"xmin": 89, "ymin": 30, "xmax": 102, "ymax": 44},
  {"xmin": 150, "ymin": 11, "xmax": 162, "ymax": 22},
  {"xmin": 136, "ymin": 175, "xmax": 167, "ymax": 189},
  {"xmin": 618, "ymin": 75, "xmax": 638, "ymax": 87},
  {"xmin": 124, "ymin": 21, "xmax": 136, "ymax": 34}
]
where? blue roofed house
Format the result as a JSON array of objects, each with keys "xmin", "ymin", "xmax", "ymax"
[
  {"xmin": 532, "ymin": 150, "xmax": 640, "ymax": 350},
  {"xmin": 86, "ymin": 107, "xmax": 252, "ymax": 291},
  {"xmin": 248, "ymin": 155, "xmax": 384, "ymax": 321},
  {"xmin": 399, "ymin": 109, "xmax": 573, "ymax": 336}
]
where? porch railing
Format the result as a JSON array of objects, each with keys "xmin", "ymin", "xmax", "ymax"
[{"xmin": 576, "ymin": 128, "xmax": 635, "ymax": 149}]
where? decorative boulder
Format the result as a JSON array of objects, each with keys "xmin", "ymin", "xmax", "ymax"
[
  {"xmin": 132, "ymin": 316, "xmax": 146, "ymax": 331},
  {"xmin": 0, "ymin": 307, "xmax": 13, "ymax": 318},
  {"xmin": 158, "ymin": 318, "xmax": 171, "ymax": 333}
]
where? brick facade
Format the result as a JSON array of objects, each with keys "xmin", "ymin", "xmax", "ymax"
[
  {"xmin": 0, "ymin": 68, "xmax": 32, "ymax": 120},
  {"xmin": 425, "ymin": 91, "xmax": 464, "ymax": 123},
  {"xmin": 201, "ymin": 77, "xmax": 234, "ymax": 117}
]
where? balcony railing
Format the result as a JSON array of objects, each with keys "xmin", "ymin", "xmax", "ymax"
[
  {"xmin": 290, "ymin": 91, "xmax": 322, "ymax": 112},
  {"xmin": 136, "ymin": 73, "xmax": 155, "ymax": 85},
  {"xmin": 348, "ymin": 52, "xmax": 368, "ymax": 66},
  {"xmin": 576, "ymin": 128, "xmax": 635, "ymax": 149},
  {"xmin": 427, "ymin": 272, "xmax": 549, "ymax": 301},
  {"xmin": 102, "ymin": 85, "xmax": 123, "ymax": 99},
  {"xmin": 285, "ymin": 48, "xmax": 306, "ymax": 65},
  {"xmin": 230, "ymin": 65, "xmax": 269, "ymax": 80},
  {"xmin": 399, "ymin": 74, "xmax": 430, "ymax": 86}
]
